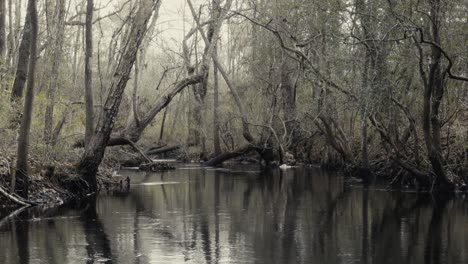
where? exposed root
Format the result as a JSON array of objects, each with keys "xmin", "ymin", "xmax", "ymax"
[{"xmin": 0, "ymin": 184, "xmax": 33, "ymax": 206}]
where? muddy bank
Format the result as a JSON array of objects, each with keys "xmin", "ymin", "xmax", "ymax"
[{"xmin": 0, "ymin": 149, "xmax": 177, "ymax": 212}]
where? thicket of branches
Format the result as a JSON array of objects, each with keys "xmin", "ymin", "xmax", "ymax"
[{"xmin": 0, "ymin": 0, "xmax": 467, "ymax": 199}]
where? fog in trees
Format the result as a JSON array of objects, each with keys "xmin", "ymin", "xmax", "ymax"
[{"xmin": 0, "ymin": 0, "xmax": 467, "ymax": 262}]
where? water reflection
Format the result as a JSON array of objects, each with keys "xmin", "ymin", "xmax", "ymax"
[
  {"xmin": 79, "ymin": 197, "xmax": 113, "ymax": 263},
  {"xmin": 0, "ymin": 167, "xmax": 467, "ymax": 263}
]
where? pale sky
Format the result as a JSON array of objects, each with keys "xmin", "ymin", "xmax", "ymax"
[
  {"xmin": 94, "ymin": 0, "xmax": 207, "ymax": 45},
  {"xmin": 13, "ymin": 0, "xmax": 232, "ymax": 49}
]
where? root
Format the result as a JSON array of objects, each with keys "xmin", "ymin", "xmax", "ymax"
[{"xmin": 0, "ymin": 184, "xmax": 34, "ymax": 207}]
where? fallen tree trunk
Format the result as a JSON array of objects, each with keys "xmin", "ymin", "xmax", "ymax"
[
  {"xmin": 127, "ymin": 140, "xmax": 153, "ymax": 163},
  {"xmin": 73, "ymin": 74, "xmax": 205, "ymax": 149},
  {"xmin": 124, "ymin": 73, "xmax": 205, "ymax": 141},
  {"xmin": 204, "ymin": 144, "xmax": 255, "ymax": 166},
  {"xmin": 145, "ymin": 145, "xmax": 180, "ymax": 155},
  {"xmin": 73, "ymin": 136, "xmax": 133, "ymax": 148}
]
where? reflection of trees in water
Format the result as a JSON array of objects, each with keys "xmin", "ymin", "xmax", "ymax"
[
  {"xmin": 87, "ymin": 174, "xmax": 467, "ymax": 264},
  {"xmin": 424, "ymin": 196, "xmax": 449, "ymax": 264},
  {"xmin": 1, "ymin": 169, "xmax": 468, "ymax": 263},
  {"xmin": 128, "ymin": 178, "xmax": 194, "ymax": 260},
  {"xmin": 0, "ymin": 205, "xmax": 75, "ymax": 264},
  {"xmin": 15, "ymin": 210, "xmax": 30, "ymax": 264},
  {"xmin": 79, "ymin": 197, "xmax": 113, "ymax": 264},
  {"xmin": 368, "ymin": 193, "xmax": 427, "ymax": 263}
]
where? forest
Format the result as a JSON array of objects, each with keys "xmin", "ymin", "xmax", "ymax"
[{"xmin": 0, "ymin": 0, "xmax": 467, "ymax": 208}]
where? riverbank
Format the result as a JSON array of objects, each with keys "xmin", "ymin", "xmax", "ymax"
[
  {"xmin": 0, "ymin": 147, "xmax": 177, "ymax": 211},
  {"xmin": 0, "ymin": 153, "xmax": 121, "ymax": 210},
  {"xmin": 2, "ymin": 145, "xmax": 467, "ymax": 213}
]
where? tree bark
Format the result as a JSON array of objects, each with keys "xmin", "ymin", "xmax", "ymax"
[
  {"xmin": 43, "ymin": 0, "xmax": 66, "ymax": 143},
  {"xmin": 0, "ymin": 0, "xmax": 5, "ymax": 59},
  {"xmin": 84, "ymin": 0, "xmax": 95, "ymax": 146},
  {"xmin": 315, "ymin": 115, "xmax": 354, "ymax": 164},
  {"xmin": 124, "ymin": 73, "xmax": 204, "ymax": 142},
  {"xmin": 72, "ymin": 73, "xmax": 205, "ymax": 148},
  {"xmin": 77, "ymin": 0, "xmax": 160, "ymax": 192},
  {"xmin": 159, "ymin": 106, "xmax": 168, "ymax": 141},
  {"xmin": 131, "ymin": 54, "xmax": 140, "ymax": 126},
  {"xmin": 186, "ymin": 0, "xmax": 220, "ymax": 154},
  {"xmin": 10, "ymin": 10, "xmax": 31, "ymax": 101},
  {"xmin": 14, "ymin": 0, "xmax": 37, "ymax": 199},
  {"xmin": 213, "ymin": 43, "xmax": 221, "ymax": 155},
  {"xmin": 275, "ymin": 17, "xmax": 299, "ymax": 152},
  {"xmin": 146, "ymin": 145, "xmax": 180, "ymax": 156},
  {"xmin": 6, "ymin": 0, "xmax": 13, "ymax": 65},
  {"xmin": 417, "ymin": 0, "xmax": 453, "ymax": 191},
  {"xmin": 188, "ymin": 0, "xmax": 252, "ymax": 144},
  {"xmin": 356, "ymin": 0, "xmax": 374, "ymax": 176},
  {"xmin": 204, "ymin": 144, "xmax": 255, "ymax": 166},
  {"xmin": 188, "ymin": 0, "xmax": 275, "ymax": 165}
]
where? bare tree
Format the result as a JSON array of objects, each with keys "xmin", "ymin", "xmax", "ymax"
[
  {"xmin": 416, "ymin": 0, "xmax": 454, "ymax": 191},
  {"xmin": 13, "ymin": 0, "xmax": 38, "ymax": 199},
  {"xmin": 77, "ymin": 0, "xmax": 161, "ymax": 192}
]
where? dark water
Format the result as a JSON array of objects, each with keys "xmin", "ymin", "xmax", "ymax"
[{"xmin": 1, "ymin": 165, "xmax": 467, "ymax": 264}]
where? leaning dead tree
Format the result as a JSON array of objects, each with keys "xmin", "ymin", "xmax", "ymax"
[
  {"xmin": 73, "ymin": 0, "xmax": 230, "ymax": 150},
  {"xmin": 77, "ymin": 0, "xmax": 161, "ymax": 192}
]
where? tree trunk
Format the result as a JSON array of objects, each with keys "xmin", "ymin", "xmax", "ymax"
[
  {"xmin": 188, "ymin": 0, "xmax": 275, "ymax": 164},
  {"xmin": 315, "ymin": 115, "xmax": 354, "ymax": 164},
  {"xmin": 84, "ymin": 0, "xmax": 94, "ymax": 146},
  {"xmin": 188, "ymin": 0, "xmax": 219, "ymax": 155},
  {"xmin": 124, "ymin": 73, "xmax": 204, "ymax": 142},
  {"xmin": 418, "ymin": 0, "xmax": 453, "ymax": 191},
  {"xmin": 43, "ymin": 0, "xmax": 66, "ymax": 143},
  {"xmin": 146, "ymin": 145, "xmax": 180, "ymax": 156},
  {"xmin": 204, "ymin": 144, "xmax": 255, "ymax": 166},
  {"xmin": 10, "ymin": 10, "xmax": 31, "ymax": 101},
  {"xmin": 72, "ymin": 73, "xmax": 204, "ymax": 149},
  {"xmin": 77, "ymin": 0, "xmax": 160, "ymax": 192},
  {"xmin": 280, "ymin": 58, "xmax": 299, "ymax": 151},
  {"xmin": 13, "ymin": 0, "xmax": 37, "ymax": 199},
  {"xmin": 213, "ymin": 43, "xmax": 221, "ymax": 155},
  {"xmin": 122, "ymin": 0, "xmax": 227, "ymax": 146},
  {"xmin": 188, "ymin": 0, "xmax": 252, "ymax": 143},
  {"xmin": 159, "ymin": 106, "xmax": 168, "ymax": 141},
  {"xmin": 131, "ymin": 54, "xmax": 140, "ymax": 126},
  {"xmin": 0, "ymin": 0, "xmax": 5, "ymax": 59},
  {"xmin": 6, "ymin": 0, "xmax": 13, "ymax": 66},
  {"xmin": 275, "ymin": 17, "xmax": 299, "ymax": 152}
]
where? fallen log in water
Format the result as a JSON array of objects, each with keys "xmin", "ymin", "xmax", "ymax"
[
  {"xmin": 145, "ymin": 145, "xmax": 181, "ymax": 156},
  {"xmin": 120, "ymin": 145, "xmax": 182, "ymax": 168},
  {"xmin": 204, "ymin": 144, "xmax": 256, "ymax": 166}
]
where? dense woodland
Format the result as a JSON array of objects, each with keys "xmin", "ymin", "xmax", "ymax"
[{"xmin": 0, "ymin": 0, "xmax": 467, "ymax": 204}]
